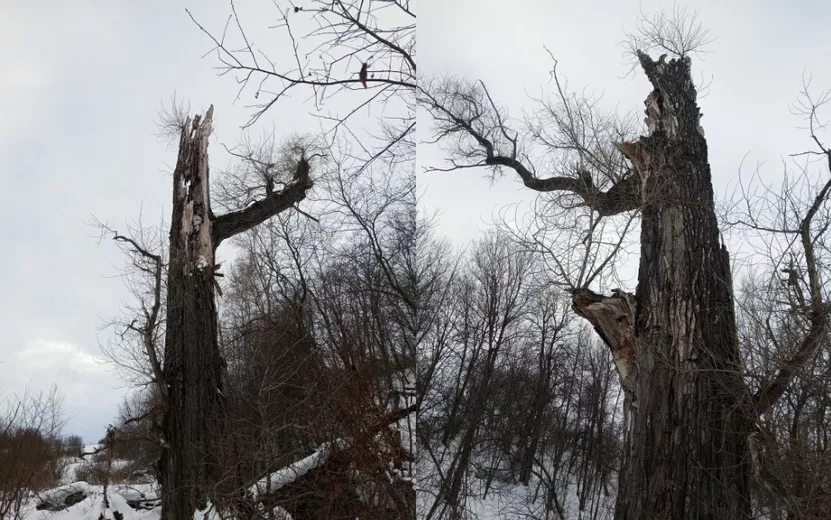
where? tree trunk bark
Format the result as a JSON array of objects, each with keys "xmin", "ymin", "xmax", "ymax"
[
  {"xmin": 160, "ymin": 106, "xmax": 225, "ymax": 520},
  {"xmin": 519, "ymin": 346, "xmax": 551, "ymax": 485},
  {"xmin": 149, "ymin": 106, "xmax": 313, "ymax": 520},
  {"xmin": 574, "ymin": 53, "xmax": 753, "ymax": 519}
]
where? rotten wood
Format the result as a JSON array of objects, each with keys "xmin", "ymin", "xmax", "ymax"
[
  {"xmin": 571, "ymin": 288, "xmax": 637, "ymax": 396},
  {"xmin": 158, "ymin": 107, "xmax": 315, "ymax": 520}
]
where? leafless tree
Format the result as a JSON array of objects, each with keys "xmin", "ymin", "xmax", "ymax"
[
  {"xmin": 421, "ymin": 11, "xmax": 831, "ymax": 519},
  {"xmin": 422, "ymin": 59, "xmax": 642, "ymax": 294},
  {"xmin": 210, "ymin": 219, "xmax": 415, "ymax": 518},
  {"xmin": 88, "ymin": 2, "xmax": 416, "ymax": 518},
  {"xmin": 0, "ymin": 386, "xmax": 66, "ymax": 520},
  {"xmin": 620, "ymin": 5, "xmax": 715, "ymax": 74},
  {"xmin": 188, "ymin": 0, "xmax": 415, "ymax": 162},
  {"xmin": 419, "ymin": 234, "xmax": 535, "ymax": 519},
  {"xmin": 92, "ymin": 215, "xmax": 167, "ymax": 395},
  {"xmin": 416, "ymin": 235, "xmax": 622, "ymax": 519},
  {"xmin": 94, "ymin": 104, "xmax": 317, "ymax": 520},
  {"xmin": 722, "ymin": 76, "xmax": 831, "ymax": 518}
]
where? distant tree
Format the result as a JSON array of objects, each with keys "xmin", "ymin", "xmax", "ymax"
[
  {"xmin": 63, "ymin": 435, "xmax": 84, "ymax": 455},
  {"xmin": 0, "ymin": 386, "xmax": 66, "ymax": 520}
]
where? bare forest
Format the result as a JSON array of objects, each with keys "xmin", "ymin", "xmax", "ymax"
[{"xmin": 2, "ymin": 2, "xmax": 830, "ymax": 520}]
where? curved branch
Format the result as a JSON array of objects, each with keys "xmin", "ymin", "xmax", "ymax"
[
  {"xmin": 487, "ymin": 154, "xmax": 641, "ymax": 216},
  {"xmin": 212, "ymin": 160, "xmax": 314, "ymax": 246},
  {"xmin": 422, "ymin": 85, "xmax": 641, "ymax": 216}
]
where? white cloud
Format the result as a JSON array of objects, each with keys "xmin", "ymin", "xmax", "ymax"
[
  {"xmin": 3, "ymin": 339, "xmax": 126, "ymax": 442},
  {"xmin": 13, "ymin": 339, "xmax": 107, "ymax": 374}
]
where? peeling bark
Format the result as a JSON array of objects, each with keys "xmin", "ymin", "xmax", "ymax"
[
  {"xmin": 604, "ymin": 53, "xmax": 752, "ymax": 519},
  {"xmin": 158, "ymin": 108, "xmax": 315, "ymax": 520},
  {"xmin": 571, "ymin": 288, "xmax": 637, "ymax": 396},
  {"xmin": 160, "ymin": 107, "xmax": 224, "ymax": 520}
]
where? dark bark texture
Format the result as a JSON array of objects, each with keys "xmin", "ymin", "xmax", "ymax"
[
  {"xmin": 160, "ymin": 107, "xmax": 224, "ymax": 520},
  {"xmin": 574, "ymin": 53, "xmax": 753, "ymax": 519},
  {"xmin": 619, "ymin": 53, "xmax": 751, "ymax": 520},
  {"xmin": 156, "ymin": 107, "xmax": 314, "ymax": 520}
]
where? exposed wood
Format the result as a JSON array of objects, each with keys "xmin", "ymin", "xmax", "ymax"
[
  {"xmin": 571, "ymin": 288, "xmax": 637, "ymax": 396},
  {"xmin": 157, "ymin": 107, "xmax": 316, "ymax": 520},
  {"xmin": 611, "ymin": 52, "xmax": 753, "ymax": 519}
]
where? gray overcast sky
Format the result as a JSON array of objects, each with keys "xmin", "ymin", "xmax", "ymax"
[
  {"xmin": 0, "ymin": 1, "xmax": 331, "ymax": 442},
  {"xmin": 419, "ymin": 0, "xmax": 831, "ymax": 263},
  {"xmin": 3, "ymin": 0, "xmax": 831, "ymax": 443}
]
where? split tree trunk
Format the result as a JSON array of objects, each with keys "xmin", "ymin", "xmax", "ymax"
[
  {"xmin": 157, "ymin": 107, "xmax": 314, "ymax": 520},
  {"xmin": 573, "ymin": 53, "xmax": 752, "ymax": 519},
  {"xmin": 160, "ymin": 107, "xmax": 224, "ymax": 520}
]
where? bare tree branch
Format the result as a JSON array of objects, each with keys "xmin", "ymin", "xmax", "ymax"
[{"xmin": 421, "ymin": 77, "xmax": 641, "ymax": 216}]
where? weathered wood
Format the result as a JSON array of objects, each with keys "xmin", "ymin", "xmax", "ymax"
[
  {"xmin": 571, "ymin": 288, "xmax": 637, "ymax": 396},
  {"xmin": 610, "ymin": 52, "xmax": 752, "ymax": 519},
  {"xmin": 160, "ymin": 106, "xmax": 223, "ymax": 520},
  {"xmin": 157, "ymin": 107, "xmax": 315, "ymax": 520}
]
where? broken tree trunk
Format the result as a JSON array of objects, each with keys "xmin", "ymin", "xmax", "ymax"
[
  {"xmin": 160, "ymin": 106, "xmax": 223, "ymax": 520},
  {"xmin": 158, "ymin": 107, "xmax": 314, "ymax": 520},
  {"xmin": 573, "ymin": 53, "xmax": 753, "ymax": 519}
]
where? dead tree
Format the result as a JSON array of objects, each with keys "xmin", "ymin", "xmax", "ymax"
[
  {"xmin": 423, "ymin": 39, "xmax": 831, "ymax": 520},
  {"xmin": 581, "ymin": 53, "xmax": 752, "ymax": 520},
  {"xmin": 158, "ymin": 106, "xmax": 313, "ymax": 520}
]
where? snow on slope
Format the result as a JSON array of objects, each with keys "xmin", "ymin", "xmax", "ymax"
[
  {"xmin": 23, "ymin": 490, "xmax": 159, "ymax": 520},
  {"xmin": 21, "ymin": 484, "xmax": 293, "ymax": 520}
]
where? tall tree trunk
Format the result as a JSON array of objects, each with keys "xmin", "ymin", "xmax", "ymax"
[
  {"xmin": 156, "ymin": 107, "xmax": 313, "ymax": 520},
  {"xmin": 574, "ymin": 53, "xmax": 752, "ymax": 519},
  {"xmin": 519, "ymin": 347, "xmax": 551, "ymax": 485},
  {"xmin": 160, "ymin": 107, "xmax": 224, "ymax": 520}
]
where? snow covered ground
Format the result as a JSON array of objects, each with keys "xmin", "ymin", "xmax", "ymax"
[
  {"xmin": 20, "ymin": 483, "xmax": 293, "ymax": 520},
  {"xmin": 16, "ymin": 445, "xmax": 167, "ymax": 520},
  {"xmin": 416, "ymin": 443, "xmax": 616, "ymax": 520},
  {"xmin": 13, "ymin": 440, "xmax": 297, "ymax": 520},
  {"xmin": 21, "ymin": 484, "xmax": 160, "ymax": 520},
  {"xmin": 417, "ymin": 473, "xmax": 615, "ymax": 520}
]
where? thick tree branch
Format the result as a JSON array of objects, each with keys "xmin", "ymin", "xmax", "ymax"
[
  {"xmin": 423, "ymin": 89, "xmax": 641, "ymax": 216},
  {"xmin": 212, "ymin": 159, "xmax": 314, "ymax": 246}
]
